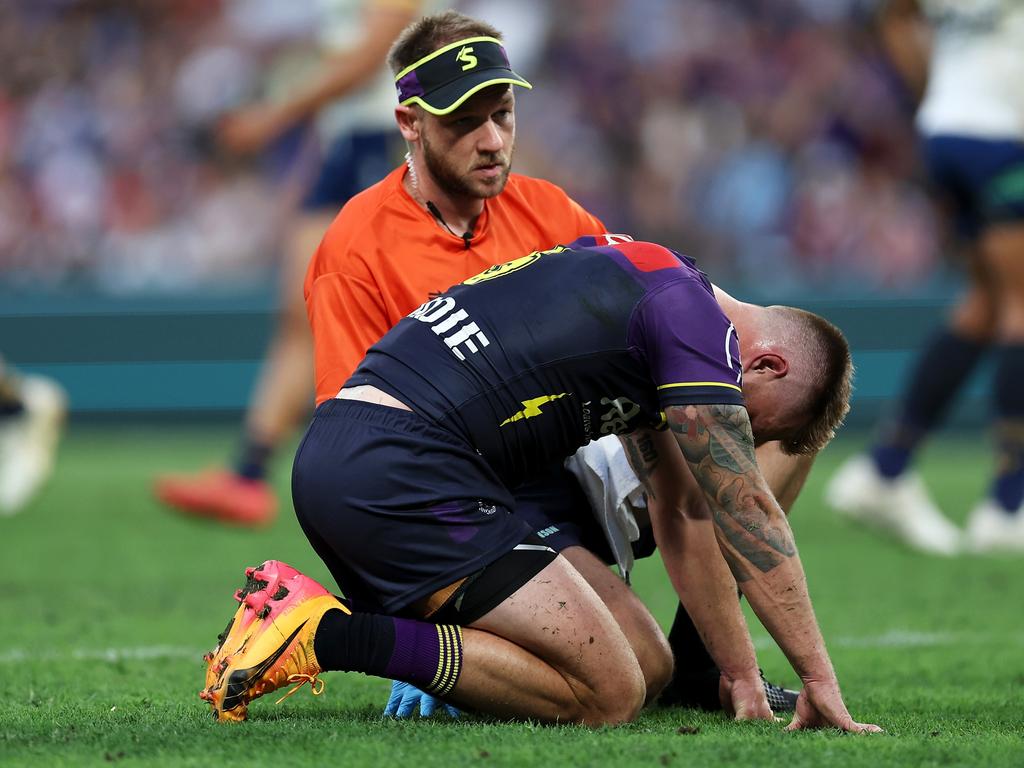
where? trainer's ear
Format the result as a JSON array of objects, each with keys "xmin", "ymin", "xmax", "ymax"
[
  {"xmin": 745, "ymin": 352, "xmax": 788, "ymax": 379},
  {"xmin": 395, "ymin": 105, "xmax": 420, "ymax": 142}
]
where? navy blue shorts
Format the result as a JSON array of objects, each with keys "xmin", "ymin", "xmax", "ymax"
[
  {"xmin": 513, "ymin": 466, "xmax": 619, "ymax": 561},
  {"xmin": 301, "ymin": 129, "xmax": 405, "ymax": 211},
  {"xmin": 292, "ymin": 399, "xmax": 533, "ymax": 615},
  {"xmin": 924, "ymin": 134, "xmax": 1024, "ymax": 240}
]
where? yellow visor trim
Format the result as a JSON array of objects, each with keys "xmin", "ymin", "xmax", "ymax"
[{"xmin": 393, "ymin": 36, "xmax": 505, "ymax": 82}]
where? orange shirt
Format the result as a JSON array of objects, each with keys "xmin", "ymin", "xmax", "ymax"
[{"xmin": 305, "ymin": 165, "xmax": 606, "ymax": 405}]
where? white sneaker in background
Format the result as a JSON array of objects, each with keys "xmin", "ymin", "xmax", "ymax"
[
  {"xmin": 824, "ymin": 454, "xmax": 962, "ymax": 556},
  {"xmin": 965, "ymin": 500, "xmax": 1024, "ymax": 553},
  {"xmin": 0, "ymin": 375, "xmax": 67, "ymax": 515}
]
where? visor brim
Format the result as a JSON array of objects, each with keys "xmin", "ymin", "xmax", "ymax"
[{"xmin": 401, "ymin": 68, "xmax": 532, "ymax": 116}]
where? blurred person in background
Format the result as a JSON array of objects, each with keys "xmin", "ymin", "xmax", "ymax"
[
  {"xmin": 827, "ymin": 0, "xmax": 1024, "ymax": 554},
  {"xmin": 0, "ymin": 357, "xmax": 65, "ymax": 515},
  {"xmin": 154, "ymin": 0, "xmax": 439, "ymax": 526}
]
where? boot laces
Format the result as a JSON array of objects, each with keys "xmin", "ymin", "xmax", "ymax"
[{"xmin": 275, "ymin": 673, "xmax": 325, "ymax": 705}]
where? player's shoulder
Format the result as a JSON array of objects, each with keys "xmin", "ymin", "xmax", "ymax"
[
  {"xmin": 585, "ymin": 237, "xmax": 707, "ymax": 281},
  {"xmin": 604, "ymin": 239, "xmax": 683, "ymax": 267}
]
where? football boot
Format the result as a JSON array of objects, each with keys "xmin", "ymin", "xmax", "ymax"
[{"xmin": 200, "ymin": 560, "xmax": 347, "ymax": 721}]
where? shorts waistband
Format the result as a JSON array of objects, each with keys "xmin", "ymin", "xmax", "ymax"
[{"xmin": 315, "ymin": 398, "xmax": 470, "ymax": 449}]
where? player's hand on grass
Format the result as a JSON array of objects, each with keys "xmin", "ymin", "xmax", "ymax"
[
  {"xmin": 718, "ymin": 674, "xmax": 775, "ymax": 721},
  {"xmin": 785, "ymin": 680, "xmax": 882, "ymax": 733},
  {"xmin": 384, "ymin": 680, "xmax": 460, "ymax": 719}
]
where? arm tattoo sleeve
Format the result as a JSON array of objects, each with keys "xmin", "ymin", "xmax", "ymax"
[
  {"xmin": 621, "ymin": 431, "xmax": 661, "ymax": 501},
  {"xmin": 667, "ymin": 404, "xmax": 796, "ymax": 574}
]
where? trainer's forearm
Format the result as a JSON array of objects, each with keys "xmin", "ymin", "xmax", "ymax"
[{"xmin": 666, "ymin": 404, "xmax": 836, "ymax": 684}]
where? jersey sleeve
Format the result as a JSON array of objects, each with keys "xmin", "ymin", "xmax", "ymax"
[{"xmin": 631, "ymin": 278, "xmax": 745, "ymax": 409}]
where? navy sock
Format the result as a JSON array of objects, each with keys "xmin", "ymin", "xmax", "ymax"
[
  {"xmin": 871, "ymin": 328, "xmax": 985, "ymax": 478},
  {"xmin": 314, "ymin": 609, "xmax": 463, "ymax": 696},
  {"xmin": 235, "ymin": 437, "xmax": 274, "ymax": 481},
  {"xmin": 990, "ymin": 344, "xmax": 1024, "ymax": 513}
]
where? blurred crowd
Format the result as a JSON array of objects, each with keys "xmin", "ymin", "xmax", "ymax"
[{"xmin": 0, "ymin": 0, "xmax": 945, "ymax": 296}]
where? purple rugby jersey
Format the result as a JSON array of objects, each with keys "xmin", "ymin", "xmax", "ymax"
[{"xmin": 348, "ymin": 237, "xmax": 744, "ymax": 487}]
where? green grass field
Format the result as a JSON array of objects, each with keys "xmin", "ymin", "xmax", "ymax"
[{"xmin": 2, "ymin": 426, "xmax": 1023, "ymax": 767}]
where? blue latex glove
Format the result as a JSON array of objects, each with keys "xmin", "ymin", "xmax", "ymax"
[{"xmin": 384, "ymin": 680, "xmax": 460, "ymax": 718}]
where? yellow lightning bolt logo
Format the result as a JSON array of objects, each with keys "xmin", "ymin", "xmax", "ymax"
[{"xmin": 500, "ymin": 393, "xmax": 570, "ymax": 426}]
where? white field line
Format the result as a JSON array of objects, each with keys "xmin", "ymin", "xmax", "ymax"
[
  {"xmin": 1, "ymin": 631, "xmax": 1022, "ymax": 664},
  {"xmin": 752, "ymin": 630, "xmax": 1024, "ymax": 651},
  {"xmin": 0, "ymin": 645, "xmax": 202, "ymax": 664}
]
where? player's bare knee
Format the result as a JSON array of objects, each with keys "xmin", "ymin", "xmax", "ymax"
[
  {"xmin": 578, "ymin": 656, "xmax": 646, "ymax": 726},
  {"xmin": 597, "ymin": 675, "xmax": 646, "ymax": 725}
]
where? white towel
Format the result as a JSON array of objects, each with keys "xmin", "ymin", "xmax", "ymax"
[{"xmin": 564, "ymin": 435, "xmax": 646, "ymax": 582}]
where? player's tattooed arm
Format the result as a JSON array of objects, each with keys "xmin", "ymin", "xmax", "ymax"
[
  {"xmin": 619, "ymin": 430, "xmax": 661, "ymax": 500},
  {"xmin": 665, "ymin": 404, "xmax": 796, "ymax": 575},
  {"xmin": 663, "ymin": 405, "xmax": 879, "ymax": 732}
]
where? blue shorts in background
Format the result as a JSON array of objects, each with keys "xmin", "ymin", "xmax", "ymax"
[
  {"xmin": 302, "ymin": 129, "xmax": 406, "ymax": 211},
  {"xmin": 923, "ymin": 134, "xmax": 1024, "ymax": 240}
]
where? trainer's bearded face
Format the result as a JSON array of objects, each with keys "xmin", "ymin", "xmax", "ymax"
[
  {"xmin": 395, "ymin": 37, "xmax": 531, "ymax": 200},
  {"xmin": 421, "ymin": 86, "xmax": 515, "ymax": 200}
]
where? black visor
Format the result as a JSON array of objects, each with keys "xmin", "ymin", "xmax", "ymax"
[{"xmin": 395, "ymin": 36, "xmax": 532, "ymax": 115}]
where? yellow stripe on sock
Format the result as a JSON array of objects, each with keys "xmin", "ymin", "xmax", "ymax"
[
  {"xmin": 449, "ymin": 626, "xmax": 463, "ymax": 692},
  {"xmin": 428, "ymin": 625, "xmax": 446, "ymax": 692},
  {"xmin": 439, "ymin": 625, "xmax": 455, "ymax": 694},
  {"xmin": 423, "ymin": 624, "xmax": 464, "ymax": 697}
]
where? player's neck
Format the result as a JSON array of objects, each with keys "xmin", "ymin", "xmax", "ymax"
[
  {"xmin": 713, "ymin": 285, "xmax": 742, "ymax": 318},
  {"xmin": 403, "ymin": 154, "xmax": 482, "ymax": 241},
  {"xmin": 714, "ymin": 287, "xmax": 758, "ymax": 339}
]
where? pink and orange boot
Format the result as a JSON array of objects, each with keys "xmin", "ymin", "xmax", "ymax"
[{"xmin": 200, "ymin": 561, "xmax": 348, "ymax": 721}]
